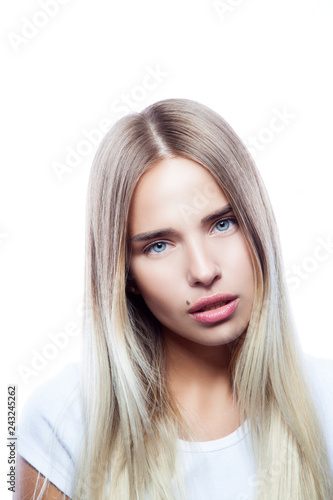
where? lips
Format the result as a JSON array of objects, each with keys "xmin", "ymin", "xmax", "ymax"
[
  {"xmin": 197, "ymin": 300, "xmax": 230, "ymax": 312},
  {"xmin": 188, "ymin": 293, "xmax": 239, "ymax": 314}
]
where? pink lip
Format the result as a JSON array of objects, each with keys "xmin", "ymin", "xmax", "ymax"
[
  {"xmin": 188, "ymin": 293, "xmax": 239, "ymax": 314},
  {"xmin": 188, "ymin": 293, "xmax": 239, "ymax": 325},
  {"xmin": 189, "ymin": 298, "xmax": 239, "ymax": 324}
]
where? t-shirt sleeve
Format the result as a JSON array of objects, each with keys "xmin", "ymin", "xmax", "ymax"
[{"xmin": 17, "ymin": 363, "xmax": 83, "ymax": 498}]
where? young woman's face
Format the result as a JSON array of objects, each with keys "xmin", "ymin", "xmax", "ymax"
[{"xmin": 128, "ymin": 157, "xmax": 255, "ymax": 348}]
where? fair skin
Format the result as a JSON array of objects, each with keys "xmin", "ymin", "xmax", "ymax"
[
  {"xmin": 15, "ymin": 156, "xmax": 255, "ymax": 498},
  {"xmin": 128, "ymin": 156, "xmax": 255, "ymax": 441},
  {"xmin": 14, "ymin": 455, "xmax": 69, "ymax": 499}
]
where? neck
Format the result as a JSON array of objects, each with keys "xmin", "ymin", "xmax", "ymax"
[
  {"xmin": 162, "ymin": 327, "xmax": 234, "ymax": 399},
  {"xmin": 161, "ymin": 327, "xmax": 240, "ymax": 440}
]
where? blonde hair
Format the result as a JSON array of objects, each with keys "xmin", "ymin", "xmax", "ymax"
[{"xmin": 65, "ymin": 98, "xmax": 332, "ymax": 498}]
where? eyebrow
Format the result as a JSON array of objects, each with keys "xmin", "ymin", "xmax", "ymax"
[{"xmin": 130, "ymin": 204, "xmax": 233, "ymax": 242}]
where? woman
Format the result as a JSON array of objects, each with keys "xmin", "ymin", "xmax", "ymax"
[{"xmin": 16, "ymin": 98, "xmax": 333, "ymax": 499}]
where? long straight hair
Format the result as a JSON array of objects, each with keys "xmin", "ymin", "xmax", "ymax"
[{"xmin": 70, "ymin": 98, "xmax": 333, "ymax": 499}]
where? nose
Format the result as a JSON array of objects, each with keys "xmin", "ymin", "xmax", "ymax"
[{"xmin": 186, "ymin": 240, "xmax": 222, "ymax": 287}]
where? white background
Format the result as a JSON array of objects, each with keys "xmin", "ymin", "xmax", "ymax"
[{"xmin": 1, "ymin": 1, "xmax": 333, "ymax": 490}]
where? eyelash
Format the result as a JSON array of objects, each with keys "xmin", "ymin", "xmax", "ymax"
[{"xmin": 143, "ymin": 217, "xmax": 238, "ymax": 255}]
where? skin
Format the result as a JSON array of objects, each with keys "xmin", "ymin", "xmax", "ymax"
[
  {"xmin": 14, "ymin": 156, "xmax": 256, "ymax": 497},
  {"xmin": 14, "ymin": 455, "xmax": 69, "ymax": 499},
  {"xmin": 128, "ymin": 157, "xmax": 255, "ymax": 440}
]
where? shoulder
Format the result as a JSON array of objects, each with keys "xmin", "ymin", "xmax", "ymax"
[
  {"xmin": 22, "ymin": 362, "xmax": 81, "ymax": 412},
  {"xmin": 21, "ymin": 362, "xmax": 80, "ymax": 404},
  {"xmin": 18, "ymin": 363, "xmax": 82, "ymax": 447},
  {"xmin": 17, "ymin": 363, "xmax": 83, "ymax": 498}
]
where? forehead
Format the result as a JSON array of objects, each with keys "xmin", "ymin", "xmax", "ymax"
[{"xmin": 128, "ymin": 157, "xmax": 228, "ymax": 233}]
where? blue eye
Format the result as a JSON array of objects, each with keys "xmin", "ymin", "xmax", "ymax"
[
  {"xmin": 143, "ymin": 218, "xmax": 237, "ymax": 255},
  {"xmin": 144, "ymin": 241, "xmax": 167, "ymax": 254},
  {"xmin": 214, "ymin": 217, "xmax": 237, "ymax": 232}
]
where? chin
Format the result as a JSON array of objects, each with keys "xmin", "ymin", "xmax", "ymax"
[{"xmin": 194, "ymin": 332, "xmax": 243, "ymax": 347}]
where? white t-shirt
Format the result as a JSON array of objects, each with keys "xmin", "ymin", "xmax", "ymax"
[{"xmin": 17, "ymin": 354, "xmax": 333, "ymax": 499}]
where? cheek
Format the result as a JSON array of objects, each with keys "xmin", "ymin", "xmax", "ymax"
[
  {"xmin": 131, "ymin": 262, "xmax": 178, "ymax": 316},
  {"xmin": 226, "ymin": 243, "xmax": 256, "ymax": 311},
  {"xmin": 139, "ymin": 285, "xmax": 178, "ymax": 328},
  {"xmin": 230, "ymin": 238, "xmax": 254, "ymax": 280},
  {"xmin": 227, "ymin": 245, "xmax": 255, "ymax": 329},
  {"xmin": 132, "ymin": 251, "xmax": 179, "ymax": 291},
  {"xmin": 239, "ymin": 250, "xmax": 255, "ymax": 285}
]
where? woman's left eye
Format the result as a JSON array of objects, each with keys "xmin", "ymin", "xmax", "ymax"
[
  {"xmin": 143, "ymin": 241, "xmax": 169, "ymax": 254},
  {"xmin": 213, "ymin": 217, "xmax": 237, "ymax": 233}
]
